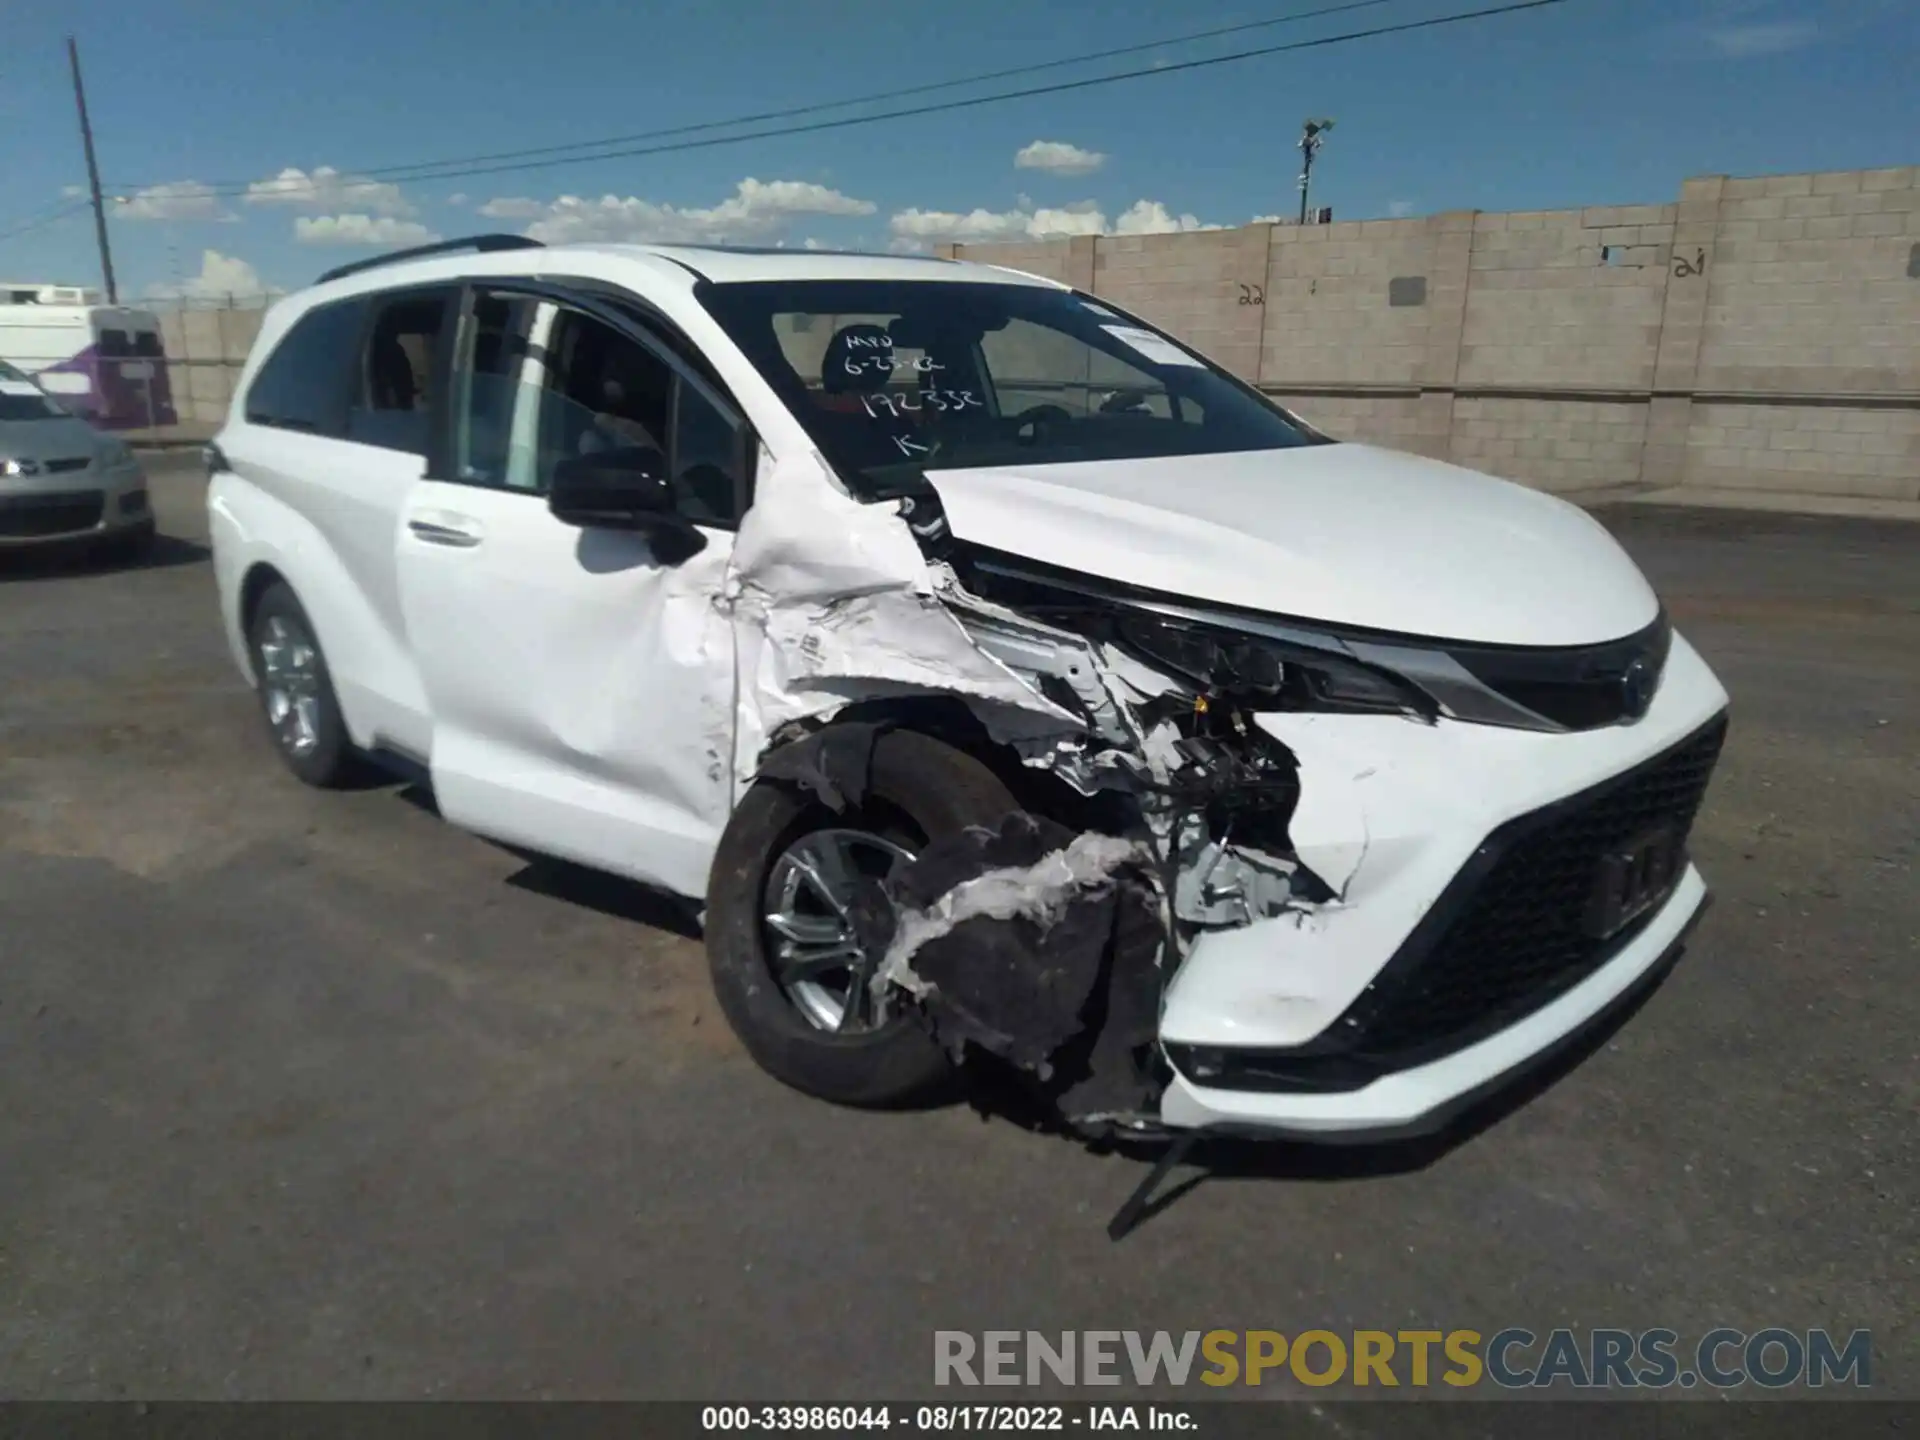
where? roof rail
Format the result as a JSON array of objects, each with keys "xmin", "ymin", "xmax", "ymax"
[{"xmin": 315, "ymin": 234, "xmax": 543, "ymax": 286}]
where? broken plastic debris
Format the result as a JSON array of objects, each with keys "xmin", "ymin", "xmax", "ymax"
[{"xmin": 867, "ymin": 813, "xmax": 1159, "ymax": 1081}]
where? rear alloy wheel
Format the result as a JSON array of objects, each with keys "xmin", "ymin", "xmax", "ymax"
[
  {"xmin": 246, "ymin": 581, "xmax": 360, "ymax": 788},
  {"xmin": 705, "ymin": 728, "xmax": 1019, "ymax": 1108}
]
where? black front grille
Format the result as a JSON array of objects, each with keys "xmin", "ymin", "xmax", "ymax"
[
  {"xmin": 44, "ymin": 456, "xmax": 92, "ymax": 474},
  {"xmin": 0, "ymin": 490, "xmax": 106, "ymax": 538},
  {"xmin": 1172, "ymin": 713, "xmax": 1727, "ymax": 1093},
  {"xmin": 1447, "ymin": 612, "xmax": 1673, "ymax": 730}
]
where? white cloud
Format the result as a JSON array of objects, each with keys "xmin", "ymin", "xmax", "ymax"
[
  {"xmin": 113, "ymin": 180, "xmax": 232, "ymax": 222},
  {"xmin": 477, "ymin": 196, "xmax": 548, "ymax": 220},
  {"xmin": 890, "ymin": 197, "xmax": 1223, "ymax": 245},
  {"xmin": 247, "ymin": 165, "xmax": 415, "ymax": 216},
  {"xmin": 446, "ymin": 192, "xmax": 469, "ymax": 207},
  {"xmin": 293, "ymin": 214, "xmax": 441, "ymax": 246},
  {"xmin": 145, "ymin": 249, "xmax": 276, "ymax": 300},
  {"xmin": 1112, "ymin": 200, "xmax": 1217, "ymax": 235},
  {"xmin": 61, "ymin": 183, "xmax": 88, "ymax": 200},
  {"xmin": 517, "ymin": 178, "xmax": 876, "ymax": 245},
  {"xmin": 1388, "ymin": 200, "xmax": 1418, "ymax": 219},
  {"xmin": 1704, "ymin": 17, "xmax": 1817, "ymax": 53},
  {"xmin": 1014, "ymin": 140, "xmax": 1108, "ymax": 177}
]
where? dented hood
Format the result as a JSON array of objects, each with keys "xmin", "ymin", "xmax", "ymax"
[{"xmin": 924, "ymin": 443, "xmax": 1660, "ymax": 647}]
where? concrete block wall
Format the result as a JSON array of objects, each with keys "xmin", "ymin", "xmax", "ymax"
[
  {"xmin": 1451, "ymin": 397, "xmax": 1649, "ymax": 493},
  {"xmin": 1263, "ymin": 218, "xmax": 1436, "ymax": 386},
  {"xmin": 1096, "ymin": 227, "xmax": 1271, "ymax": 382},
  {"xmin": 952, "ymin": 165, "xmax": 1920, "ymax": 505},
  {"xmin": 1460, "ymin": 206, "xmax": 1672, "ymax": 390},
  {"xmin": 154, "ymin": 303, "xmax": 266, "ymax": 425},
  {"xmin": 1696, "ymin": 168, "xmax": 1919, "ymax": 396}
]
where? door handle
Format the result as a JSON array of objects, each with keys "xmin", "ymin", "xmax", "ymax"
[{"xmin": 407, "ymin": 518, "xmax": 482, "ymax": 548}]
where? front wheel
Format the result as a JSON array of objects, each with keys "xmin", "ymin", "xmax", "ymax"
[{"xmin": 704, "ymin": 729, "xmax": 1018, "ymax": 1108}]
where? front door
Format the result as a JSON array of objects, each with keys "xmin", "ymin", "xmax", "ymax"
[{"xmin": 395, "ymin": 287, "xmax": 754, "ymax": 899}]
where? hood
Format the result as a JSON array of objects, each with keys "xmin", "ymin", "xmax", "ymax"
[
  {"xmin": 0, "ymin": 415, "xmax": 101, "ymax": 468},
  {"xmin": 924, "ymin": 443, "xmax": 1660, "ymax": 647}
]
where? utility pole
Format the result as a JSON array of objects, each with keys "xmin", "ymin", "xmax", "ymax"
[
  {"xmin": 1297, "ymin": 117, "xmax": 1335, "ymax": 227},
  {"xmin": 67, "ymin": 35, "xmax": 118, "ymax": 303}
]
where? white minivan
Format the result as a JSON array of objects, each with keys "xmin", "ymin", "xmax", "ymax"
[{"xmin": 208, "ymin": 235, "xmax": 1728, "ymax": 1144}]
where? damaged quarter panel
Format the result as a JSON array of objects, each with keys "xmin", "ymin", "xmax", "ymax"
[{"xmin": 726, "ymin": 447, "xmax": 1085, "ymax": 800}]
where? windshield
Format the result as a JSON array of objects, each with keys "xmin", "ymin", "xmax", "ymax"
[
  {"xmin": 0, "ymin": 360, "xmax": 66, "ymax": 422},
  {"xmin": 698, "ymin": 279, "xmax": 1326, "ymax": 500}
]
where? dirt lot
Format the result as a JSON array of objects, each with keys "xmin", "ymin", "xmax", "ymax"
[{"xmin": 1, "ymin": 453, "xmax": 1913, "ymax": 1401}]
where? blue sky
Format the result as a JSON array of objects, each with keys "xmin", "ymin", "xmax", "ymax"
[{"xmin": 2, "ymin": 0, "xmax": 1913, "ymax": 300}]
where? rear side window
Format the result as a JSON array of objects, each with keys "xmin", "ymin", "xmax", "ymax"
[
  {"xmin": 132, "ymin": 331, "xmax": 163, "ymax": 358},
  {"xmin": 244, "ymin": 297, "xmax": 369, "ymax": 434},
  {"xmin": 98, "ymin": 328, "xmax": 131, "ymax": 357},
  {"xmin": 346, "ymin": 288, "xmax": 453, "ymax": 455}
]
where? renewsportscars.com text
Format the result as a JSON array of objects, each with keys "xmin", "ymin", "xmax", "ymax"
[{"xmin": 933, "ymin": 1328, "xmax": 1871, "ymax": 1390}]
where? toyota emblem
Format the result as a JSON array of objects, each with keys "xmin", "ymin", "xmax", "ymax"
[{"xmin": 1619, "ymin": 655, "xmax": 1656, "ymax": 719}]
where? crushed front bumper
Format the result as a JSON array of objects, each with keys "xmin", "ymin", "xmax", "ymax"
[
  {"xmin": 1153, "ymin": 633, "xmax": 1731, "ymax": 1139},
  {"xmin": 1159, "ymin": 867, "xmax": 1708, "ymax": 1138}
]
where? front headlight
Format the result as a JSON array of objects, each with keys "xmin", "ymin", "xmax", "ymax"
[
  {"xmin": 95, "ymin": 437, "xmax": 135, "ymax": 469},
  {"xmin": 1115, "ymin": 611, "xmax": 1435, "ymax": 718},
  {"xmin": 0, "ymin": 457, "xmax": 30, "ymax": 477}
]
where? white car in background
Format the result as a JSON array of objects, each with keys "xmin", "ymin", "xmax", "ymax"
[
  {"xmin": 0, "ymin": 359, "xmax": 154, "ymax": 559},
  {"xmin": 206, "ymin": 235, "xmax": 1728, "ymax": 1147}
]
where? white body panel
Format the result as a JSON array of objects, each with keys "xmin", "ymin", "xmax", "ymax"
[
  {"xmin": 926, "ymin": 445, "xmax": 1661, "ymax": 646},
  {"xmin": 208, "ymin": 433, "xmax": 434, "ymax": 757},
  {"xmin": 395, "ymin": 479, "xmax": 738, "ymax": 898}
]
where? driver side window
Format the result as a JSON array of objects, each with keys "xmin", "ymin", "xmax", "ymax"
[{"xmin": 450, "ymin": 296, "xmax": 752, "ymax": 527}]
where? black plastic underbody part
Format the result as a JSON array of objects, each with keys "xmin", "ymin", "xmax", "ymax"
[
  {"xmin": 1165, "ymin": 710, "xmax": 1729, "ymax": 1094},
  {"xmin": 872, "ymin": 812, "xmax": 1163, "ymax": 1111},
  {"xmin": 752, "ymin": 722, "xmax": 892, "ymax": 812}
]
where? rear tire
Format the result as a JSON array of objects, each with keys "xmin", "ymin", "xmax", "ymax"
[
  {"xmin": 246, "ymin": 581, "xmax": 361, "ymax": 789},
  {"xmin": 705, "ymin": 729, "xmax": 1018, "ymax": 1108}
]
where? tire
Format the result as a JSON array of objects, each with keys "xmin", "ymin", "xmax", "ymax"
[
  {"xmin": 705, "ymin": 729, "xmax": 1018, "ymax": 1108},
  {"xmin": 245, "ymin": 580, "xmax": 360, "ymax": 788}
]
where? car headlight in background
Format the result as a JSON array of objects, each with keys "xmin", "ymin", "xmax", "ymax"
[{"xmin": 1114, "ymin": 611, "xmax": 1436, "ymax": 718}]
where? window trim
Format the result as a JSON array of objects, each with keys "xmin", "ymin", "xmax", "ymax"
[{"xmin": 430, "ymin": 278, "xmax": 757, "ymax": 528}]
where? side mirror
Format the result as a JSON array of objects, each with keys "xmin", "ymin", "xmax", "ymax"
[{"xmin": 548, "ymin": 446, "xmax": 674, "ymax": 530}]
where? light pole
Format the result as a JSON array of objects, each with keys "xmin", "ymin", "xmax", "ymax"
[{"xmin": 1297, "ymin": 117, "xmax": 1334, "ymax": 226}]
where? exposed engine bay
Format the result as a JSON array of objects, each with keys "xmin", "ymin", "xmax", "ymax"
[
  {"xmin": 732, "ymin": 460, "xmax": 1442, "ymax": 1133},
  {"xmin": 721, "ymin": 446, "xmax": 1722, "ymax": 1161}
]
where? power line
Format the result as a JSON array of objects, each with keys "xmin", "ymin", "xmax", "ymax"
[
  {"xmin": 116, "ymin": 0, "xmax": 1572, "ymax": 201},
  {"xmin": 287, "ymin": 0, "xmax": 1410, "ymax": 186},
  {"xmin": 112, "ymin": 0, "xmax": 1405, "ymax": 196},
  {"xmin": 0, "ymin": 198, "xmax": 93, "ymax": 244}
]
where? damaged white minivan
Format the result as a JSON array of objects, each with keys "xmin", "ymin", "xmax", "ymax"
[{"xmin": 209, "ymin": 235, "xmax": 1728, "ymax": 1145}]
